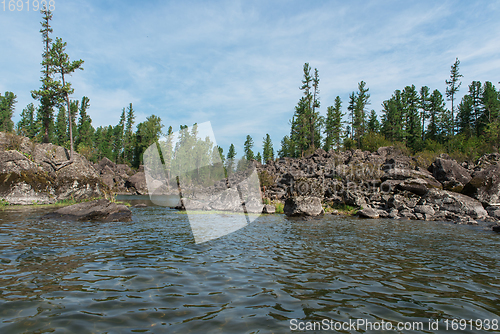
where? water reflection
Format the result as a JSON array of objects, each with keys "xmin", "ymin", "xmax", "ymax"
[{"xmin": 0, "ymin": 205, "xmax": 499, "ymax": 333}]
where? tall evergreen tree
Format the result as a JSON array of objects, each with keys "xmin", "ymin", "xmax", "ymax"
[
  {"xmin": 75, "ymin": 96, "xmax": 93, "ymax": 150},
  {"xmin": 381, "ymin": 90, "xmax": 405, "ymax": 142},
  {"xmin": 48, "ymin": 36, "xmax": 84, "ymax": 160},
  {"xmin": 262, "ymin": 133, "xmax": 274, "ymax": 163},
  {"xmin": 134, "ymin": 114, "xmax": 163, "ymax": 168},
  {"xmin": 367, "ymin": 110, "xmax": 380, "ymax": 133},
  {"xmin": 419, "ymin": 86, "xmax": 430, "ymax": 140},
  {"xmin": 403, "ymin": 85, "xmax": 422, "ymax": 152},
  {"xmin": 353, "ymin": 81, "xmax": 370, "ymax": 147},
  {"xmin": 31, "ymin": 7, "xmax": 61, "ymax": 143},
  {"xmin": 124, "ymin": 103, "xmax": 135, "ymax": 163},
  {"xmin": 468, "ymin": 81, "xmax": 482, "ymax": 136},
  {"xmin": 0, "ymin": 91, "xmax": 17, "ymax": 132},
  {"xmin": 445, "ymin": 58, "xmax": 463, "ymax": 135},
  {"xmin": 16, "ymin": 103, "xmax": 37, "ymax": 138},
  {"xmin": 226, "ymin": 143, "xmax": 236, "ymax": 175},
  {"xmin": 54, "ymin": 106, "xmax": 68, "ymax": 146},
  {"xmin": 323, "ymin": 96, "xmax": 344, "ymax": 151},
  {"xmin": 479, "ymin": 81, "xmax": 500, "ymax": 134},
  {"xmin": 243, "ymin": 135, "xmax": 255, "ymax": 161},
  {"xmin": 427, "ymin": 89, "xmax": 447, "ymax": 142},
  {"xmin": 278, "ymin": 135, "xmax": 292, "ymax": 158},
  {"xmin": 347, "ymin": 92, "xmax": 356, "ymax": 139},
  {"xmin": 255, "ymin": 152, "xmax": 262, "ymax": 164}
]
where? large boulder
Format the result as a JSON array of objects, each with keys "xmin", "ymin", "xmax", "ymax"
[
  {"xmin": 462, "ymin": 165, "xmax": 500, "ymax": 206},
  {"xmin": 421, "ymin": 188, "xmax": 488, "ymax": 219},
  {"xmin": 284, "ymin": 196, "xmax": 324, "ymax": 216},
  {"xmin": 0, "ymin": 150, "xmax": 37, "ymax": 173},
  {"xmin": 127, "ymin": 172, "xmax": 148, "ymax": 195},
  {"xmin": 429, "ymin": 158, "xmax": 471, "ymax": 192},
  {"xmin": 209, "ymin": 187, "xmax": 244, "ymax": 212},
  {"xmin": 357, "ymin": 207, "xmax": 380, "ymax": 219},
  {"xmin": 42, "ymin": 199, "xmax": 132, "ymax": 222}
]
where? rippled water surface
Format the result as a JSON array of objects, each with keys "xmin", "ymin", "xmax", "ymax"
[{"xmin": 1, "ymin": 201, "xmax": 499, "ymax": 333}]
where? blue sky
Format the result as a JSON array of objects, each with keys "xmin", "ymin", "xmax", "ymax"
[{"xmin": 1, "ymin": 0, "xmax": 500, "ymax": 157}]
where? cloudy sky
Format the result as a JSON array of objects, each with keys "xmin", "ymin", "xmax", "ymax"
[{"xmin": 1, "ymin": 0, "xmax": 499, "ymax": 156}]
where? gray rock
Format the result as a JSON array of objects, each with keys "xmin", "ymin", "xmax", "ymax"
[
  {"xmin": 414, "ymin": 205, "xmax": 435, "ymax": 216},
  {"xmin": 0, "ymin": 150, "xmax": 37, "ymax": 173},
  {"xmin": 462, "ymin": 165, "xmax": 500, "ymax": 206},
  {"xmin": 127, "ymin": 172, "xmax": 148, "ymax": 195},
  {"xmin": 358, "ymin": 207, "xmax": 380, "ymax": 219},
  {"xmin": 42, "ymin": 199, "xmax": 132, "ymax": 222},
  {"xmin": 262, "ymin": 204, "xmax": 275, "ymax": 214},
  {"xmin": 429, "ymin": 158, "xmax": 471, "ymax": 192},
  {"xmin": 284, "ymin": 196, "xmax": 324, "ymax": 216},
  {"xmin": 422, "ymin": 188, "xmax": 488, "ymax": 219}
]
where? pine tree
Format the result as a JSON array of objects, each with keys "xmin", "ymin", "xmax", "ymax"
[
  {"xmin": 445, "ymin": 58, "xmax": 463, "ymax": 135},
  {"xmin": 381, "ymin": 90, "xmax": 404, "ymax": 142},
  {"xmin": 243, "ymin": 135, "xmax": 255, "ymax": 161},
  {"xmin": 427, "ymin": 89, "xmax": 447, "ymax": 142},
  {"xmin": 16, "ymin": 103, "xmax": 37, "ymax": 138},
  {"xmin": 277, "ymin": 135, "xmax": 292, "ymax": 158},
  {"xmin": 403, "ymin": 85, "xmax": 422, "ymax": 152},
  {"xmin": 323, "ymin": 96, "xmax": 344, "ymax": 151},
  {"xmin": 479, "ymin": 81, "xmax": 500, "ymax": 134},
  {"xmin": 124, "ymin": 103, "xmax": 135, "ymax": 164},
  {"xmin": 48, "ymin": 36, "xmax": 84, "ymax": 160},
  {"xmin": 419, "ymin": 86, "xmax": 430, "ymax": 140},
  {"xmin": 367, "ymin": 110, "xmax": 380, "ymax": 133},
  {"xmin": 353, "ymin": 81, "xmax": 370, "ymax": 147},
  {"xmin": 75, "ymin": 96, "xmax": 93, "ymax": 150},
  {"xmin": 226, "ymin": 143, "xmax": 236, "ymax": 175},
  {"xmin": 31, "ymin": 7, "xmax": 61, "ymax": 143},
  {"xmin": 0, "ymin": 92, "xmax": 17, "ymax": 132},
  {"xmin": 54, "ymin": 106, "xmax": 68, "ymax": 146},
  {"xmin": 468, "ymin": 81, "xmax": 482, "ymax": 136},
  {"xmin": 134, "ymin": 115, "xmax": 163, "ymax": 168},
  {"xmin": 262, "ymin": 133, "xmax": 274, "ymax": 163},
  {"xmin": 457, "ymin": 94, "xmax": 474, "ymax": 137},
  {"xmin": 347, "ymin": 92, "xmax": 356, "ymax": 139},
  {"xmin": 255, "ymin": 152, "xmax": 262, "ymax": 163}
]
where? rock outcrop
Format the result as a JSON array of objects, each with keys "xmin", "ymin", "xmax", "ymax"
[
  {"xmin": 0, "ymin": 132, "xmax": 106, "ymax": 204},
  {"xmin": 42, "ymin": 199, "xmax": 132, "ymax": 222},
  {"xmin": 462, "ymin": 165, "xmax": 500, "ymax": 206}
]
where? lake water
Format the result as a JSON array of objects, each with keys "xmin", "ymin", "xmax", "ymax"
[{"xmin": 1, "ymin": 197, "xmax": 499, "ymax": 333}]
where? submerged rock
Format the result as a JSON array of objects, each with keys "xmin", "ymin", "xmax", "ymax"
[{"xmin": 42, "ymin": 199, "xmax": 132, "ymax": 222}]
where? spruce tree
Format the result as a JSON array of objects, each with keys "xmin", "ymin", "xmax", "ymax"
[
  {"xmin": 403, "ymin": 85, "xmax": 422, "ymax": 152},
  {"xmin": 54, "ymin": 106, "xmax": 68, "ymax": 146},
  {"xmin": 427, "ymin": 89, "xmax": 447, "ymax": 142},
  {"xmin": 243, "ymin": 135, "xmax": 255, "ymax": 161},
  {"xmin": 31, "ymin": 7, "xmax": 61, "ymax": 143},
  {"xmin": 124, "ymin": 103, "xmax": 135, "ymax": 163},
  {"xmin": 75, "ymin": 96, "xmax": 93, "ymax": 151},
  {"xmin": 0, "ymin": 92, "xmax": 17, "ymax": 132},
  {"xmin": 367, "ymin": 110, "xmax": 380, "ymax": 133},
  {"xmin": 445, "ymin": 58, "xmax": 463, "ymax": 135},
  {"xmin": 226, "ymin": 143, "xmax": 236, "ymax": 175},
  {"xmin": 323, "ymin": 96, "xmax": 344, "ymax": 151},
  {"xmin": 419, "ymin": 86, "xmax": 430, "ymax": 140},
  {"xmin": 16, "ymin": 103, "xmax": 37, "ymax": 138},
  {"xmin": 262, "ymin": 133, "xmax": 274, "ymax": 163}
]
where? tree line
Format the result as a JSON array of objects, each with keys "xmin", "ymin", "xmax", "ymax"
[{"xmin": 1, "ymin": 8, "xmax": 499, "ymax": 172}]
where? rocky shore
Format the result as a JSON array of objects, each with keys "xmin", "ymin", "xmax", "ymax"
[{"xmin": 1, "ymin": 131, "xmax": 499, "ymax": 231}]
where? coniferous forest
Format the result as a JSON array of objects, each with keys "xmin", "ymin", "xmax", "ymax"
[{"xmin": 1, "ymin": 8, "xmax": 500, "ymax": 173}]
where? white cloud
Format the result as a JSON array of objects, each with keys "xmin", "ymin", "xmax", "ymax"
[{"xmin": 1, "ymin": 0, "xmax": 499, "ymax": 153}]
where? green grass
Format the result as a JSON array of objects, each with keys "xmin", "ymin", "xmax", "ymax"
[{"xmin": 326, "ymin": 203, "xmax": 359, "ymax": 215}]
